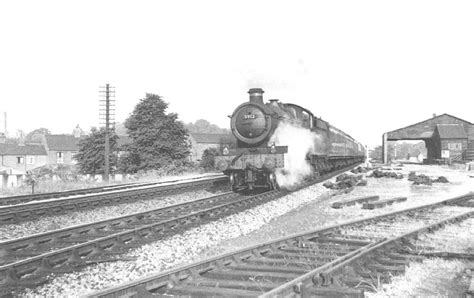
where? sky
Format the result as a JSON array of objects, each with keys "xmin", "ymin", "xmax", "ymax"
[{"xmin": 1, "ymin": 0, "xmax": 473, "ymax": 148}]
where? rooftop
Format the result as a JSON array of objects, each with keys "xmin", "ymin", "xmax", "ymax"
[
  {"xmin": 45, "ymin": 134, "xmax": 81, "ymax": 151},
  {"xmin": 436, "ymin": 124, "xmax": 468, "ymax": 139},
  {"xmin": 0, "ymin": 143, "xmax": 47, "ymax": 155},
  {"xmin": 189, "ymin": 133, "xmax": 235, "ymax": 144}
]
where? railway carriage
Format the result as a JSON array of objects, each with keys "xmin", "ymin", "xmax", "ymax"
[{"xmin": 215, "ymin": 88, "xmax": 365, "ymax": 190}]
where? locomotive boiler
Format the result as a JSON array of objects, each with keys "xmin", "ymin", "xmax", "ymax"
[{"xmin": 215, "ymin": 88, "xmax": 366, "ymax": 190}]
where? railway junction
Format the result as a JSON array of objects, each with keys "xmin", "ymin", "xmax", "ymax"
[{"xmin": 0, "ymin": 161, "xmax": 472, "ymax": 297}]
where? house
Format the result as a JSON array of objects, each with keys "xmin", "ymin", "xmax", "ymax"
[
  {"xmin": 42, "ymin": 134, "xmax": 82, "ymax": 165},
  {"xmin": 188, "ymin": 133, "xmax": 235, "ymax": 162},
  {"xmin": 0, "ymin": 134, "xmax": 48, "ymax": 188}
]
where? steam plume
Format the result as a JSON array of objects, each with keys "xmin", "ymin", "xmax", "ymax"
[{"xmin": 270, "ymin": 122, "xmax": 321, "ymax": 189}]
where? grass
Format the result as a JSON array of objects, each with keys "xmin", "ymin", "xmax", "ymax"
[
  {"xmin": 355, "ymin": 273, "xmax": 385, "ymax": 292},
  {"xmin": 365, "ymin": 258, "xmax": 472, "ymax": 297},
  {"xmin": 0, "ymin": 169, "xmax": 211, "ymax": 197}
]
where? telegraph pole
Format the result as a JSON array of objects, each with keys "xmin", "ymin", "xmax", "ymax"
[{"xmin": 99, "ymin": 84, "xmax": 115, "ymax": 181}]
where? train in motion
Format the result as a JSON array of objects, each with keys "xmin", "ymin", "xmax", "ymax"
[{"xmin": 215, "ymin": 88, "xmax": 366, "ymax": 190}]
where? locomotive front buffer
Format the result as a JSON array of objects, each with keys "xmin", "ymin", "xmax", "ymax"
[{"xmin": 215, "ymin": 145, "xmax": 288, "ymax": 191}]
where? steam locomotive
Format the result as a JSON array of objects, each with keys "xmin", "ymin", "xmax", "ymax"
[{"xmin": 215, "ymin": 88, "xmax": 366, "ymax": 190}]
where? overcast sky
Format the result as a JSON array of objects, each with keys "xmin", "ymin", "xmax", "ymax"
[{"xmin": 1, "ymin": 0, "xmax": 473, "ymax": 147}]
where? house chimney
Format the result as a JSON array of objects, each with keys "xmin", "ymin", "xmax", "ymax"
[
  {"xmin": 73, "ymin": 124, "xmax": 82, "ymax": 138},
  {"xmin": 248, "ymin": 88, "xmax": 264, "ymax": 104},
  {"xmin": 433, "ymin": 113, "xmax": 437, "ymax": 118},
  {"xmin": 17, "ymin": 130, "xmax": 25, "ymax": 146}
]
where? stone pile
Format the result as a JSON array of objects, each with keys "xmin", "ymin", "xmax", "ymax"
[
  {"xmin": 323, "ymin": 173, "xmax": 367, "ymax": 192},
  {"xmin": 350, "ymin": 166, "xmax": 371, "ymax": 174},
  {"xmin": 408, "ymin": 171, "xmax": 449, "ymax": 185},
  {"xmin": 369, "ymin": 169, "xmax": 404, "ymax": 179}
]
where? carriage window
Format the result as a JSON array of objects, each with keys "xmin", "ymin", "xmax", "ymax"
[
  {"xmin": 302, "ymin": 111, "xmax": 310, "ymax": 127},
  {"xmin": 289, "ymin": 108, "xmax": 297, "ymax": 118}
]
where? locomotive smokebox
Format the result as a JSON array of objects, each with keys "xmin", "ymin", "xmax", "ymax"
[{"xmin": 248, "ymin": 88, "xmax": 264, "ymax": 104}]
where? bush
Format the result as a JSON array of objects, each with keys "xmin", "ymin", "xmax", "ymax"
[{"xmin": 200, "ymin": 148, "xmax": 220, "ymax": 171}]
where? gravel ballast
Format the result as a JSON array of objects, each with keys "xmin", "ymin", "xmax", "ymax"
[
  {"xmin": 17, "ymin": 164, "xmax": 474, "ymax": 296},
  {"xmin": 22, "ymin": 184, "xmax": 331, "ymax": 296},
  {"xmin": 0, "ymin": 190, "xmax": 214, "ymax": 241}
]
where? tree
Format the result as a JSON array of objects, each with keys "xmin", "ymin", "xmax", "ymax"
[
  {"xmin": 119, "ymin": 93, "xmax": 190, "ymax": 173},
  {"xmin": 74, "ymin": 127, "xmax": 118, "ymax": 175},
  {"xmin": 25, "ymin": 128, "xmax": 51, "ymax": 143},
  {"xmin": 185, "ymin": 119, "xmax": 229, "ymax": 134}
]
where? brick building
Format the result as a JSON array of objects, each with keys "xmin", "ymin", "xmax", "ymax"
[
  {"xmin": 0, "ymin": 134, "xmax": 48, "ymax": 188},
  {"xmin": 42, "ymin": 134, "xmax": 82, "ymax": 165},
  {"xmin": 188, "ymin": 133, "xmax": 235, "ymax": 162}
]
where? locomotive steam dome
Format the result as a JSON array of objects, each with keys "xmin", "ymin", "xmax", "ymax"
[{"xmin": 231, "ymin": 88, "xmax": 273, "ymax": 145}]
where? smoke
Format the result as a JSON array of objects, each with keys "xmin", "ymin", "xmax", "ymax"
[{"xmin": 269, "ymin": 122, "xmax": 321, "ymax": 189}]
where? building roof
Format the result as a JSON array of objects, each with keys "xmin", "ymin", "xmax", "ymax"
[
  {"xmin": 190, "ymin": 133, "xmax": 235, "ymax": 144},
  {"xmin": 45, "ymin": 135, "xmax": 81, "ymax": 151},
  {"xmin": 0, "ymin": 143, "xmax": 47, "ymax": 155},
  {"xmin": 386, "ymin": 113, "xmax": 472, "ymax": 140},
  {"xmin": 436, "ymin": 124, "xmax": 468, "ymax": 139}
]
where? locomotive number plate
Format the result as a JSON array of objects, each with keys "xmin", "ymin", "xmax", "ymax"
[{"xmin": 243, "ymin": 114, "xmax": 256, "ymax": 119}]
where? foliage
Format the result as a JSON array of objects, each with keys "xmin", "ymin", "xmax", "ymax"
[
  {"xmin": 32, "ymin": 164, "xmax": 80, "ymax": 181},
  {"xmin": 119, "ymin": 93, "xmax": 191, "ymax": 173},
  {"xmin": 200, "ymin": 148, "xmax": 220, "ymax": 171},
  {"xmin": 25, "ymin": 128, "xmax": 51, "ymax": 143},
  {"xmin": 114, "ymin": 121, "xmax": 127, "ymax": 136},
  {"xmin": 370, "ymin": 141, "xmax": 427, "ymax": 161},
  {"xmin": 185, "ymin": 119, "xmax": 229, "ymax": 134},
  {"xmin": 24, "ymin": 171, "xmax": 38, "ymax": 186},
  {"xmin": 74, "ymin": 127, "xmax": 119, "ymax": 175}
]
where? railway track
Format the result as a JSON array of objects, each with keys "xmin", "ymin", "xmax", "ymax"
[
  {"xmin": 1, "ymin": 163, "xmax": 363, "ymax": 295},
  {"xmin": 0, "ymin": 174, "xmax": 227, "ymax": 206},
  {"xmin": 0, "ymin": 175, "xmax": 228, "ymax": 224},
  {"xmin": 87, "ymin": 192, "xmax": 473, "ymax": 297},
  {"xmin": 0, "ymin": 190, "xmax": 281, "ymax": 291}
]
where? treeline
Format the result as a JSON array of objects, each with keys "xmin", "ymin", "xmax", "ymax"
[
  {"xmin": 74, "ymin": 93, "xmax": 222, "ymax": 176},
  {"xmin": 370, "ymin": 141, "xmax": 427, "ymax": 161}
]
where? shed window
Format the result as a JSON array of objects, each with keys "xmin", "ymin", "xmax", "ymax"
[
  {"xmin": 17, "ymin": 157, "xmax": 24, "ymax": 164},
  {"xmin": 448, "ymin": 143, "xmax": 462, "ymax": 150}
]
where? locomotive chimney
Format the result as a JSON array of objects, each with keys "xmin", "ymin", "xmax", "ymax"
[{"xmin": 248, "ymin": 88, "xmax": 264, "ymax": 104}]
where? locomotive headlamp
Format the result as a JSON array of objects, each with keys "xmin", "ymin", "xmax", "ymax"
[
  {"xmin": 222, "ymin": 146, "xmax": 229, "ymax": 156},
  {"xmin": 269, "ymin": 142, "xmax": 276, "ymax": 154},
  {"xmin": 216, "ymin": 160, "xmax": 228, "ymax": 171}
]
